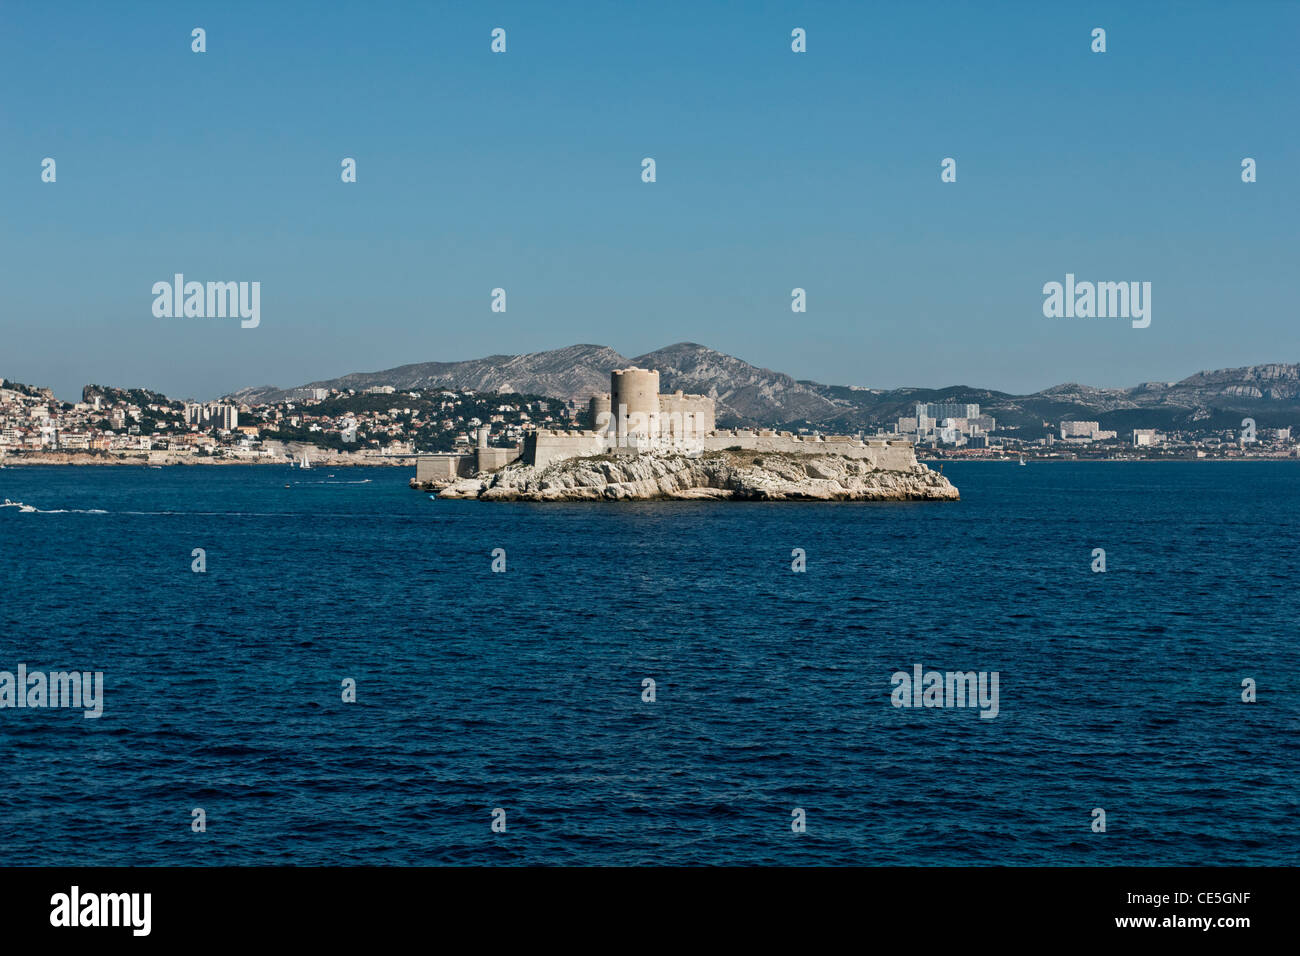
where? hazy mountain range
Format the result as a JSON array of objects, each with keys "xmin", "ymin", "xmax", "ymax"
[{"xmin": 226, "ymin": 344, "xmax": 1300, "ymax": 432}]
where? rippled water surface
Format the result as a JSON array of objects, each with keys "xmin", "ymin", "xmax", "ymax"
[{"xmin": 1, "ymin": 462, "xmax": 1297, "ymax": 865}]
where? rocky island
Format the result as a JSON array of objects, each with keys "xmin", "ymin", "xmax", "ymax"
[{"xmin": 419, "ymin": 450, "xmax": 958, "ymax": 501}]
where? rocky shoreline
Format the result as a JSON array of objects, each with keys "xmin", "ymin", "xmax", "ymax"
[{"xmin": 418, "ymin": 451, "xmax": 959, "ymax": 502}]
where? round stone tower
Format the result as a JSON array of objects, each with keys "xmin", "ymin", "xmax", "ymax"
[
  {"xmin": 588, "ymin": 394, "xmax": 612, "ymax": 433},
  {"xmin": 610, "ymin": 367, "xmax": 659, "ymax": 439}
]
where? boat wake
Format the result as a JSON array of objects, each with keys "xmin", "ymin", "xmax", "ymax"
[
  {"xmin": 289, "ymin": 479, "xmax": 373, "ymax": 485},
  {"xmin": 3, "ymin": 500, "xmax": 109, "ymax": 513}
]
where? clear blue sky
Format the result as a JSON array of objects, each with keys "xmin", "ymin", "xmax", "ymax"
[{"xmin": 2, "ymin": 1, "xmax": 1296, "ymax": 401}]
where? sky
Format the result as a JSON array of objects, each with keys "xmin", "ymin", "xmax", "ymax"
[{"xmin": 2, "ymin": 1, "xmax": 1297, "ymax": 402}]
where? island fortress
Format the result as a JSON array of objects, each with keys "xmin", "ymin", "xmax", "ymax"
[{"xmin": 416, "ymin": 366, "xmax": 917, "ymax": 484}]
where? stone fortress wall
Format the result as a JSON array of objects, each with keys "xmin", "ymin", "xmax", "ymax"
[
  {"xmin": 654, "ymin": 390, "xmax": 716, "ymax": 441},
  {"xmin": 415, "ymin": 454, "xmax": 471, "ymax": 483},
  {"xmin": 415, "ymin": 425, "xmax": 524, "ymax": 483},
  {"xmin": 527, "ymin": 430, "xmax": 610, "ymax": 470},
  {"xmin": 702, "ymin": 429, "xmax": 916, "ymax": 471}
]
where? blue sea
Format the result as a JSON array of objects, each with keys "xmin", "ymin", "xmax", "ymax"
[{"xmin": 0, "ymin": 462, "xmax": 1296, "ymax": 866}]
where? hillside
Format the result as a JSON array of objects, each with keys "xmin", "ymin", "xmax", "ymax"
[{"xmin": 223, "ymin": 346, "xmax": 1300, "ymax": 431}]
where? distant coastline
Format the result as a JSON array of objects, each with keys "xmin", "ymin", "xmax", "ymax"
[
  {"xmin": 918, "ymin": 455, "xmax": 1299, "ymax": 464},
  {"xmin": 0, "ymin": 453, "xmax": 409, "ymax": 467}
]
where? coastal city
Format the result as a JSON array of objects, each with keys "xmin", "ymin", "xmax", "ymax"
[
  {"xmin": 1, "ymin": 375, "xmax": 1295, "ymax": 466},
  {"xmin": 0, "ymin": 377, "xmax": 569, "ymax": 465},
  {"xmin": 897, "ymin": 401, "xmax": 1297, "ymax": 461}
]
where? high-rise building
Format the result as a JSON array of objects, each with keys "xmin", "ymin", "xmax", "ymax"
[
  {"xmin": 1061, "ymin": 420, "xmax": 1101, "ymax": 439},
  {"xmin": 184, "ymin": 402, "xmax": 238, "ymax": 430},
  {"xmin": 921, "ymin": 402, "xmax": 980, "ymax": 420},
  {"xmin": 211, "ymin": 405, "xmax": 238, "ymax": 430}
]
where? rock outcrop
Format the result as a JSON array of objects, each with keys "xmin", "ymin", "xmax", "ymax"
[{"xmin": 432, "ymin": 451, "xmax": 958, "ymax": 502}]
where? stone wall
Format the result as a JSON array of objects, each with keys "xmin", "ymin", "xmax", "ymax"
[
  {"xmin": 526, "ymin": 430, "xmax": 609, "ymax": 470},
  {"xmin": 658, "ymin": 391, "xmax": 715, "ymax": 439},
  {"xmin": 416, "ymin": 454, "xmax": 475, "ymax": 482},
  {"xmin": 476, "ymin": 444, "xmax": 522, "ymax": 472},
  {"xmin": 428, "ymin": 429, "xmax": 915, "ymax": 476},
  {"xmin": 702, "ymin": 430, "xmax": 916, "ymax": 470}
]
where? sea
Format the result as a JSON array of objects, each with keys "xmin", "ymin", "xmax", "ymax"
[{"xmin": 0, "ymin": 461, "xmax": 1296, "ymax": 866}]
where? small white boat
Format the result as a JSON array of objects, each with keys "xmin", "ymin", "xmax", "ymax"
[
  {"xmin": 1018, "ymin": 456, "xmax": 1026, "ymax": 466},
  {"xmin": 300, "ymin": 455, "xmax": 311, "ymax": 469}
]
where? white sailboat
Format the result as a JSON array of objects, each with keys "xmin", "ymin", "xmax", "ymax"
[
  {"xmin": 1019, "ymin": 455, "xmax": 1026, "ymax": 466},
  {"xmin": 300, "ymin": 454, "xmax": 311, "ymax": 469}
]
